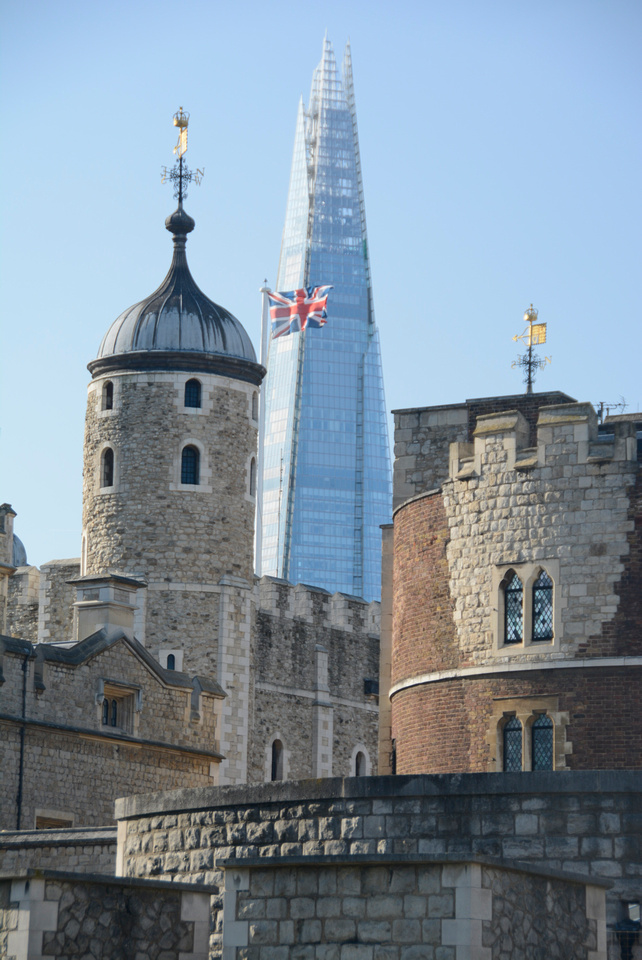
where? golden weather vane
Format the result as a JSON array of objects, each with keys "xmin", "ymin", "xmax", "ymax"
[
  {"xmin": 511, "ymin": 304, "xmax": 552, "ymax": 394},
  {"xmin": 161, "ymin": 108, "xmax": 205, "ymax": 204}
]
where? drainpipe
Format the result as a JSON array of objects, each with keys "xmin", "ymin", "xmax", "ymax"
[{"xmin": 16, "ymin": 643, "xmax": 31, "ymax": 829}]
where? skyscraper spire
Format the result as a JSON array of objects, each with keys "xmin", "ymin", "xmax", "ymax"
[{"xmin": 258, "ymin": 38, "xmax": 391, "ymax": 601}]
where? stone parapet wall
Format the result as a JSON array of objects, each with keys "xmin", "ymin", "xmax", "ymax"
[
  {"xmin": 0, "ymin": 870, "xmax": 212, "ymax": 960},
  {"xmin": 5, "ymin": 566, "xmax": 39, "ymax": 642},
  {"xmin": 114, "ymin": 772, "xmax": 640, "ymax": 934},
  {"xmin": 0, "ymin": 828, "xmax": 116, "ymax": 874},
  {"xmin": 220, "ymin": 857, "xmax": 604, "ymax": 960}
]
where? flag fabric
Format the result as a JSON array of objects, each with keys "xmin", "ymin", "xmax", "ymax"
[{"xmin": 269, "ymin": 286, "xmax": 332, "ymax": 338}]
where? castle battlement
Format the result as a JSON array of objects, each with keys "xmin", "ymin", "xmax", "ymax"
[
  {"xmin": 449, "ymin": 401, "xmax": 638, "ymax": 481},
  {"xmin": 257, "ymin": 574, "xmax": 380, "ymax": 634}
]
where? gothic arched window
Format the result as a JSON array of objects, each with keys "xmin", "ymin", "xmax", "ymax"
[
  {"xmin": 503, "ymin": 716, "xmax": 522, "ymax": 772},
  {"xmin": 166, "ymin": 654, "xmax": 176, "ymax": 671},
  {"xmin": 503, "ymin": 570, "xmax": 523, "ymax": 644},
  {"xmin": 355, "ymin": 751, "xmax": 366, "ymax": 777},
  {"xmin": 532, "ymin": 570, "xmax": 553, "ymax": 641},
  {"xmin": 271, "ymin": 739, "xmax": 284, "ymax": 781},
  {"xmin": 532, "ymin": 714, "xmax": 554, "ymax": 770},
  {"xmin": 184, "ymin": 379, "xmax": 201, "ymax": 408},
  {"xmin": 181, "ymin": 445, "xmax": 200, "ymax": 485},
  {"xmin": 101, "ymin": 448, "xmax": 114, "ymax": 488}
]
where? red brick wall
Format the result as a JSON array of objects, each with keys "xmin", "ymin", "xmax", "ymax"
[
  {"xmin": 392, "ymin": 667, "xmax": 642, "ymax": 774},
  {"xmin": 392, "ymin": 492, "xmax": 458, "ymax": 685}
]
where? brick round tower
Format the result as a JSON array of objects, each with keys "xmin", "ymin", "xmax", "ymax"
[
  {"xmin": 390, "ymin": 402, "xmax": 642, "ymax": 773},
  {"xmin": 82, "ymin": 199, "xmax": 264, "ymax": 676}
]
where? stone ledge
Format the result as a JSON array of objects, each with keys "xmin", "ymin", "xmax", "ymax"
[
  {"xmin": 215, "ymin": 852, "xmax": 612, "ymax": 889},
  {"xmin": 114, "ymin": 770, "xmax": 642, "ymax": 820},
  {"xmin": 0, "ymin": 866, "xmax": 217, "ymax": 892},
  {"xmin": 0, "ymin": 827, "xmax": 116, "ymax": 849}
]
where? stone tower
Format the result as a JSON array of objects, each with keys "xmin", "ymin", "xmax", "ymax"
[{"xmin": 82, "ymin": 195, "xmax": 264, "ymax": 695}]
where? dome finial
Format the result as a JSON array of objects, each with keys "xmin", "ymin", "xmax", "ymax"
[{"xmin": 160, "ymin": 108, "xmax": 205, "ymax": 235}]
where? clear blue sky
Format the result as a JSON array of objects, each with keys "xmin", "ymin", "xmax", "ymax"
[{"xmin": 1, "ymin": 0, "xmax": 640, "ymax": 568}]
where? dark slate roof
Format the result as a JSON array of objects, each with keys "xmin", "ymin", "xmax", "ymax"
[{"xmin": 91, "ymin": 202, "xmax": 259, "ymax": 374}]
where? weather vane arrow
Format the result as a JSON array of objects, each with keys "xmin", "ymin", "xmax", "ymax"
[{"xmin": 161, "ymin": 107, "xmax": 205, "ymax": 203}]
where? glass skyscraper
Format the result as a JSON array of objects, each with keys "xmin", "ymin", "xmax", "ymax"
[{"xmin": 258, "ymin": 37, "xmax": 391, "ymax": 601}]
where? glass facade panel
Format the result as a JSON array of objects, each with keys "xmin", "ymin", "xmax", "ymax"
[{"xmin": 259, "ymin": 38, "xmax": 391, "ymax": 601}]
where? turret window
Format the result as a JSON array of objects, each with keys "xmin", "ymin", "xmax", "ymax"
[
  {"xmin": 249, "ymin": 457, "xmax": 257, "ymax": 497},
  {"xmin": 101, "ymin": 448, "xmax": 114, "ymax": 488},
  {"xmin": 166, "ymin": 654, "xmax": 176, "ymax": 671},
  {"xmin": 181, "ymin": 445, "xmax": 200, "ymax": 485},
  {"xmin": 252, "ymin": 392, "xmax": 259, "ymax": 421},
  {"xmin": 184, "ymin": 379, "xmax": 201, "ymax": 408},
  {"xmin": 503, "ymin": 571, "xmax": 523, "ymax": 644},
  {"xmin": 102, "ymin": 381, "xmax": 114, "ymax": 410}
]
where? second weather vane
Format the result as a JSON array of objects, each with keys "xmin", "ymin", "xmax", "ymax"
[{"xmin": 161, "ymin": 107, "xmax": 205, "ymax": 203}]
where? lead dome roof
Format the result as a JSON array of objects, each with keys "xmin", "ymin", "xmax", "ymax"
[{"xmin": 89, "ymin": 203, "xmax": 262, "ymax": 385}]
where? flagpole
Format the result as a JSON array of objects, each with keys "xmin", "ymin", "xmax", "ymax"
[{"xmin": 255, "ymin": 281, "xmax": 271, "ymax": 577}]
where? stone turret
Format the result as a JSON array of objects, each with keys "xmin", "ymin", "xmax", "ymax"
[{"xmin": 81, "ymin": 198, "xmax": 265, "ymax": 686}]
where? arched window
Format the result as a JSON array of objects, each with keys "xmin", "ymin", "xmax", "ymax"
[
  {"xmin": 101, "ymin": 448, "xmax": 114, "ymax": 488},
  {"xmin": 252, "ymin": 392, "xmax": 259, "ymax": 420},
  {"xmin": 166, "ymin": 654, "xmax": 176, "ymax": 671},
  {"xmin": 184, "ymin": 379, "xmax": 201, "ymax": 408},
  {"xmin": 110, "ymin": 699, "xmax": 118, "ymax": 727},
  {"xmin": 102, "ymin": 381, "xmax": 113, "ymax": 410},
  {"xmin": 532, "ymin": 570, "xmax": 553, "ymax": 641},
  {"xmin": 102, "ymin": 699, "xmax": 109, "ymax": 725},
  {"xmin": 249, "ymin": 458, "xmax": 256, "ymax": 497},
  {"xmin": 355, "ymin": 751, "xmax": 366, "ymax": 777},
  {"xmin": 503, "ymin": 716, "xmax": 522, "ymax": 772},
  {"xmin": 503, "ymin": 570, "xmax": 523, "ymax": 644},
  {"xmin": 271, "ymin": 739, "xmax": 284, "ymax": 781},
  {"xmin": 181, "ymin": 445, "xmax": 200, "ymax": 485},
  {"xmin": 532, "ymin": 714, "xmax": 553, "ymax": 770}
]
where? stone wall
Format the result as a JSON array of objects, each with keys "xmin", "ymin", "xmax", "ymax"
[
  {"xmin": 114, "ymin": 772, "xmax": 640, "ymax": 937},
  {"xmin": 0, "ymin": 871, "xmax": 212, "ymax": 960},
  {"xmin": 220, "ymin": 858, "xmax": 604, "ymax": 960},
  {"xmin": 37, "ymin": 558, "xmax": 80, "ymax": 644},
  {"xmin": 0, "ymin": 827, "xmax": 116, "ymax": 874},
  {"xmin": 251, "ymin": 578, "xmax": 380, "ymax": 782},
  {"xmin": 5, "ymin": 566, "xmax": 39, "ymax": 642}
]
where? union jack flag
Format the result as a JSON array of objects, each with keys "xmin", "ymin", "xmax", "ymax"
[{"xmin": 269, "ymin": 286, "xmax": 332, "ymax": 338}]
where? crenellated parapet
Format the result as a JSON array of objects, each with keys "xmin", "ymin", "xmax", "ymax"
[
  {"xmin": 450, "ymin": 402, "xmax": 637, "ymax": 481},
  {"xmin": 257, "ymin": 574, "xmax": 380, "ymax": 635}
]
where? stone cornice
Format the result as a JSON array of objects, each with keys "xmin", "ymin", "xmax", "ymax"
[
  {"xmin": 389, "ymin": 656, "xmax": 642, "ymax": 698},
  {"xmin": 88, "ymin": 350, "xmax": 265, "ymax": 387}
]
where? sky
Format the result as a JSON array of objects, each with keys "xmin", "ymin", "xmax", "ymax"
[{"xmin": 1, "ymin": 0, "xmax": 640, "ymax": 568}]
